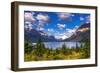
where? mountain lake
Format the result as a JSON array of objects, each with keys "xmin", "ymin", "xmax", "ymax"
[{"xmin": 32, "ymin": 42, "xmax": 84, "ymax": 49}]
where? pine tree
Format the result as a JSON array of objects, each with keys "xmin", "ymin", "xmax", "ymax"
[
  {"xmin": 61, "ymin": 43, "xmax": 67, "ymax": 54},
  {"xmin": 35, "ymin": 39, "xmax": 45, "ymax": 57},
  {"xmin": 24, "ymin": 40, "xmax": 33, "ymax": 54},
  {"xmin": 76, "ymin": 42, "xmax": 79, "ymax": 49},
  {"xmin": 62, "ymin": 43, "xmax": 66, "ymax": 50}
]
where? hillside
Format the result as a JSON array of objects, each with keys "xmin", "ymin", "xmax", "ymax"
[{"xmin": 64, "ymin": 23, "xmax": 90, "ymax": 42}]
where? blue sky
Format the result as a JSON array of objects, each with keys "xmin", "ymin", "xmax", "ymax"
[{"xmin": 24, "ymin": 11, "xmax": 90, "ymax": 39}]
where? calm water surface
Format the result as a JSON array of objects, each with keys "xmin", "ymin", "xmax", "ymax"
[{"xmin": 32, "ymin": 42, "xmax": 84, "ymax": 49}]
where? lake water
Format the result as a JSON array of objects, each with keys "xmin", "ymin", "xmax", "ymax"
[{"xmin": 32, "ymin": 42, "xmax": 84, "ymax": 49}]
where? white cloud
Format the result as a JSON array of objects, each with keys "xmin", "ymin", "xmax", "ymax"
[
  {"xmin": 36, "ymin": 20, "xmax": 46, "ymax": 31},
  {"xmin": 57, "ymin": 23, "xmax": 66, "ymax": 30},
  {"xmin": 25, "ymin": 21, "xmax": 31, "ymax": 25},
  {"xmin": 37, "ymin": 26, "xmax": 44, "ymax": 31},
  {"xmin": 38, "ymin": 27, "xmax": 44, "ymax": 31},
  {"xmin": 66, "ymin": 28, "xmax": 71, "ymax": 31},
  {"xmin": 24, "ymin": 12, "xmax": 36, "ymax": 23},
  {"xmin": 54, "ymin": 32, "xmax": 72, "ymax": 40},
  {"xmin": 61, "ymin": 35, "xmax": 68, "ymax": 40},
  {"xmin": 71, "ymin": 14, "xmax": 75, "ymax": 17},
  {"xmin": 57, "ymin": 12, "xmax": 72, "ymax": 20},
  {"xmin": 86, "ymin": 15, "xmax": 90, "ymax": 23},
  {"xmin": 54, "ymin": 25, "xmax": 79, "ymax": 40},
  {"xmin": 35, "ymin": 13, "xmax": 50, "ymax": 31},
  {"xmin": 24, "ymin": 12, "xmax": 50, "ymax": 31},
  {"xmin": 61, "ymin": 32, "xmax": 73, "ymax": 39},
  {"xmin": 68, "ymin": 29, "xmax": 76, "ymax": 33},
  {"xmin": 28, "ymin": 26, "xmax": 32, "ymax": 30},
  {"xmin": 38, "ymin": 20, "xmax": 45, "ymax": 27},
  {"xmin": 36, "ymin": 13, "xmax": 50, "ymax": 22},
  {"xmin": 62, "ymin": 26, "xmax": 78, "ymax": 39},
  {"xmin": 75, "ymin": 25, "xmax": 79, "ymax": 29},
  {"xmin": 66, "ymin": 25, "xmax": 78, "ymax": 33},
  {"xmin": 48, "ymin": 28, "xmax": 54, "ymax": 32},
  {"xmin": 24, "ymin": 25, "xmax": 28, "ymax": 29},
  {"xmin": 54, "ymin": 24, "xmax": 78, "ymax": 40},
  {"xmin": 80, "ymin": 17, "xmax": 84, "ymax": 21},
  {"xmin": 24, "ymin": 22, "xmax": 33, "ymax": 30},
  {"xmin": 32, "ymin": 12, "xmax": 35, "ymax": 15}
]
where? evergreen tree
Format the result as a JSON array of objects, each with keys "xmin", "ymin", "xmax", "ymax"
[
  {"xmin": 35, "ymin": 39, "xmax": 45, "ymax": 57},
  {"xmin": 61, "ymin": 43, "xmax": 67, "ymax": 54},
  {"xmin": 76, "ymin": 42, "xmax": 79, "ymax": 49},
  {"xmin": 24, "ymin": 40, "xmax": 33, "ymax": 54},
  {"xmin": 80, "ymin": 43, "xmax": 83, "ymax": 49},
  {"xmin": 81, "ymin": 38, "xmax": 90, "ymax": 58},
  {"xmin": 62, "ymin": 43, "xmax": 66, "ymax": 50}
]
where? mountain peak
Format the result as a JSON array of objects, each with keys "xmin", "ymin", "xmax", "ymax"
[
  {"xmin": 64, "ymin": 23, "xmax": 90, "ymax": 42},
  {"xmin": 78, "ymin": 23, "xmax": 90, "ymax": 29}
]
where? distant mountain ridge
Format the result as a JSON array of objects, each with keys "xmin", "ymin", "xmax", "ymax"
[
  {"xmin": 78, "ymin": 23, "xmax": 90, "ymax": 29},
  {"xmin": 64, "ymin": 23, "xmax": 90, "ymax": 42},
  {"xmin": 25, "ymin": 23, "xmax": 90, "ymax": 42},
  {"xmin": 25, "ymin": 29, "xmax": 58, "ymax": 42}
]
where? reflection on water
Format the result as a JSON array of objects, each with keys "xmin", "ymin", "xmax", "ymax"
[{"xmin": 32, "ymin": 42, "xmax": 84, "ymax": 49}]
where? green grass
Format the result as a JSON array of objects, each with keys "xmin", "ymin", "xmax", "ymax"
[{"xmin": 24, "ymin": 48, "xmax": 90, "ymax": 61}]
